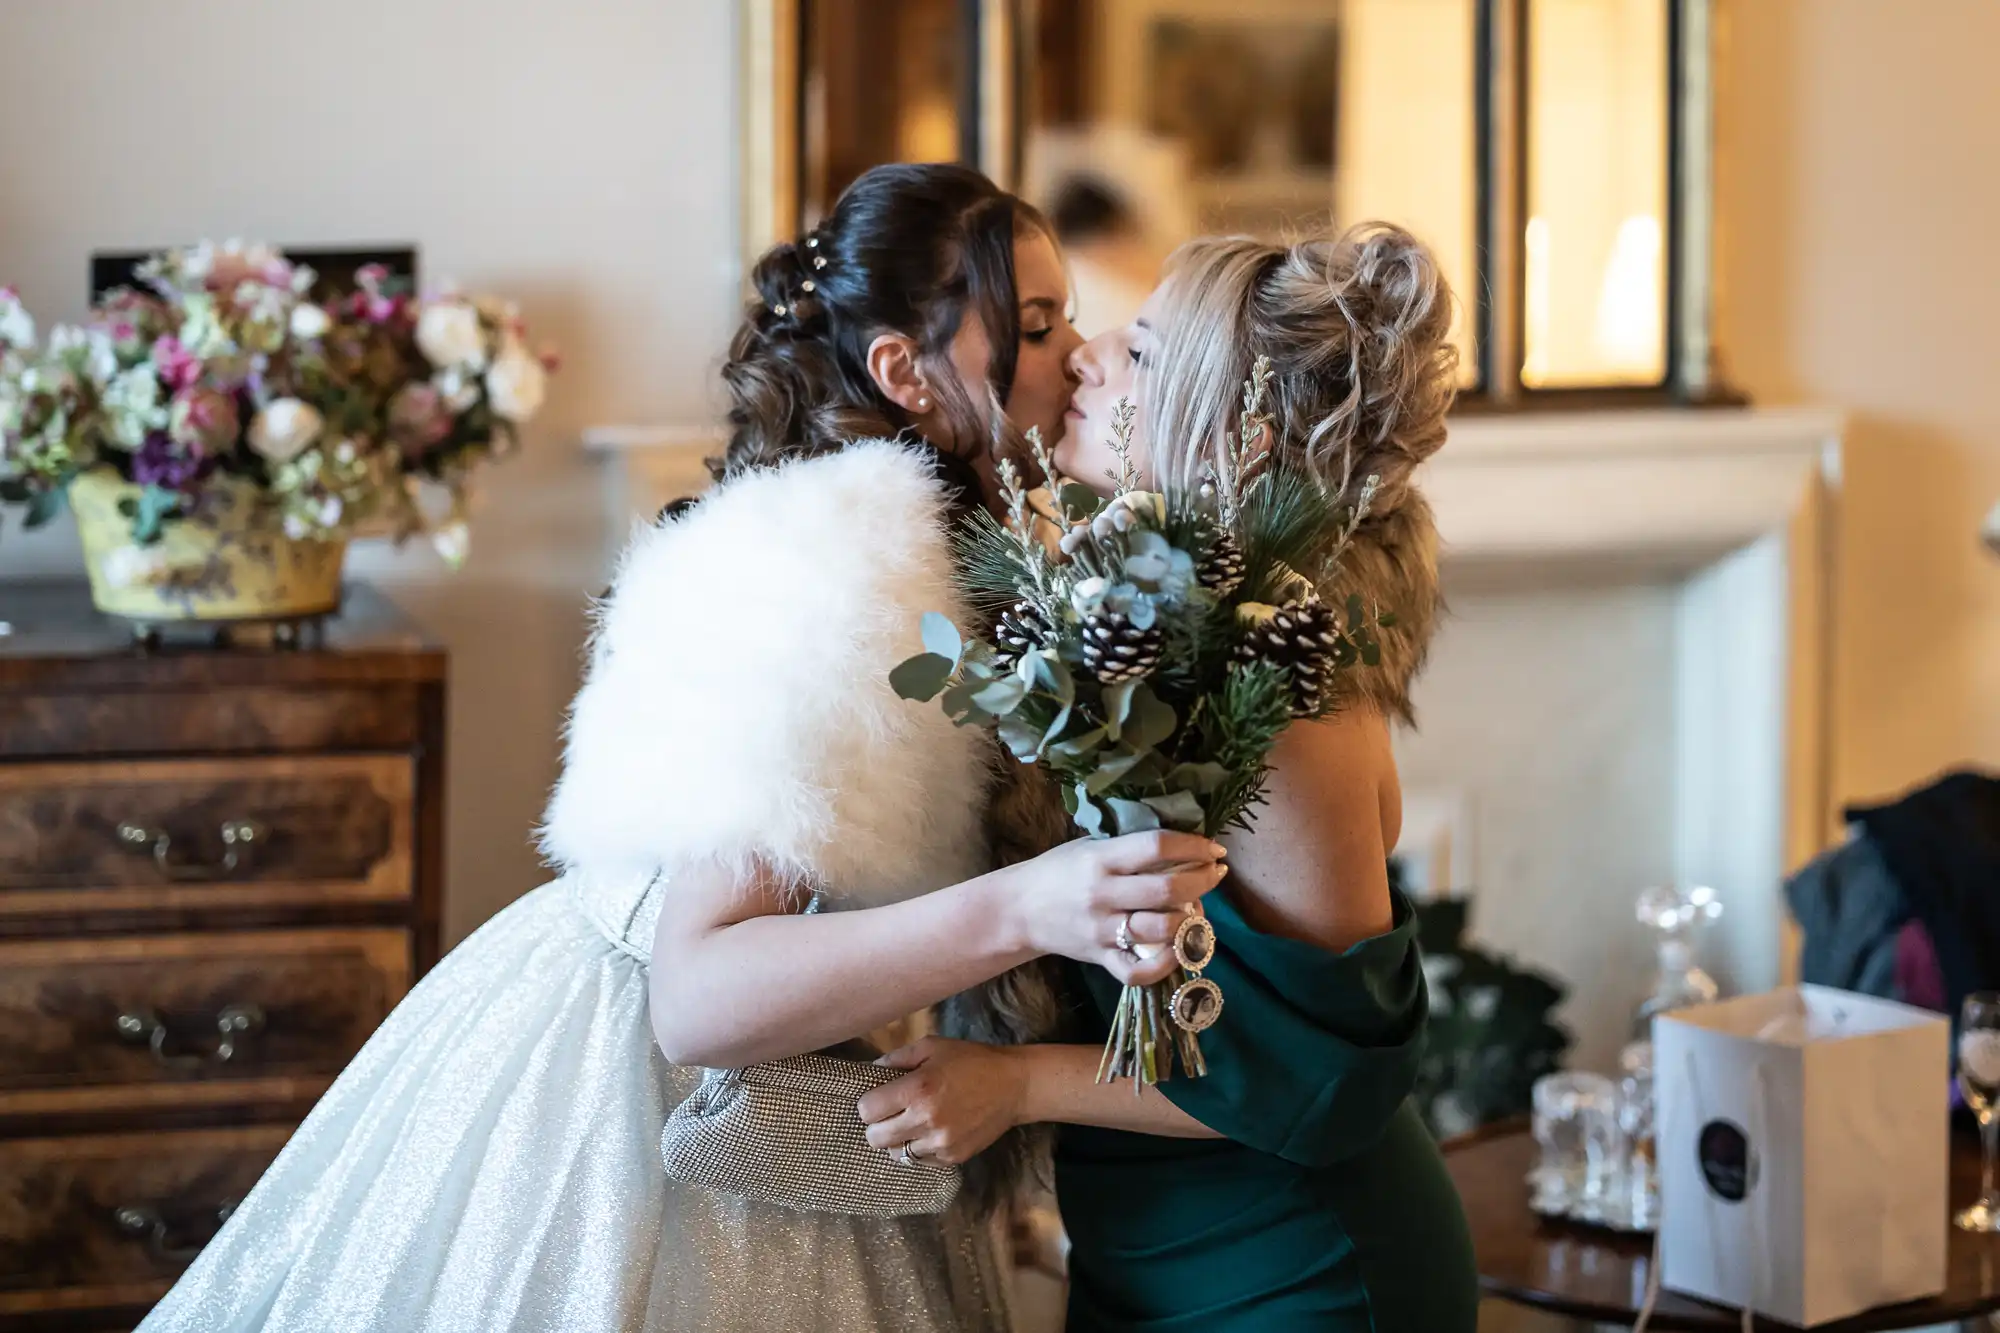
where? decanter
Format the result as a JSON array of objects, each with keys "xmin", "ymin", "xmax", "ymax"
[{"xmin": 1631, "ymin": 883, "xmax": 1722, "ymax": 1043}]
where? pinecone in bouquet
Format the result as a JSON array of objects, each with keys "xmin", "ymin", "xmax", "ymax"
[
  {"xmin": 1196, "ymin": 524, "xmax": 1246, "ymax": 598},
  {"xmin": 1236, "ymin": 594, "xmax": 1343, "ymax": 716},
  {"xmin": 1082, "ymin": 608, "xmax": 1164, "ymax": 684},
  {"xmin": 993, "ymin": 602, "xmax": 1058, "ymax": 670}
]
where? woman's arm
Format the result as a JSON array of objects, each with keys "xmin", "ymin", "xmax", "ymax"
[
  {"xmin": 1220, "ymin": 708, "xmax": 1399, "ymax": 952},
  {"xmin": 648, "ymin": 832, "xmax": 1227, "ymax": 1068},
  {"xmin": 857, "ymin": 1038, "xmax": 1221, "ymax": 1165}
]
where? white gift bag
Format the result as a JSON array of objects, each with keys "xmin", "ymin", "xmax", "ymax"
[{"xmin": 1654, "ymin": 985, "xmax": 1949, "ymax": 1328}]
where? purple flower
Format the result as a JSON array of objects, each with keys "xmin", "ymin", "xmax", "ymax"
[{"xmin": 131, "ymin": 430, "xmax": 208, "ymax": 491}]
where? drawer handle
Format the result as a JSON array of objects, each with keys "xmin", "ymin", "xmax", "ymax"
[
  {"xmin": 115, "ymin": 1003, "xmax": 267, "ymax": 1070},
  {"xmin": 116, "ymin": 818, "xmax": 263, "ymax": 881},
  {"xmin": 113, "ymin": 1198, "xmax": 239, "ymax": 1265}
]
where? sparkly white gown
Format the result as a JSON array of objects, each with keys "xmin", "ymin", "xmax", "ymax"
[
  {"xmin": 135, "ymin": 873, "xmax": 1011, "ymax": 1333},
  {"xmin": 137, "ymin": 441, "xmax": 1018, "ymax": 1332}
]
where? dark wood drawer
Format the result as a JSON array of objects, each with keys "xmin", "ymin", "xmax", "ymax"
[
  {"xmin": 0, "ymin": 1124, "xmax": 288, "ymax": 1318},
  {"xmin": 0, "ymin": 685, "xmax": 422, "ymax": 758},
  {"xmin": 0, "ymin": 930, "xmax": 406, "ymax": 1126},
  {"xmin": 0, "ymin": 757, "xmax": 411, "ymax": 919}
]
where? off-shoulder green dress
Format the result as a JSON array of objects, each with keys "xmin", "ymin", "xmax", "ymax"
[{"xmin": 1053, "ymin": 888, "xmax": 1478, "ymax": 1331}]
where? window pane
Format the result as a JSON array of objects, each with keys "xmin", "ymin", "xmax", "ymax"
[
  {"xmin": 1024, "ymin": 0, "xmax": 1479, "ymax": 383},
  {"xmin": 1338, "ymin": 0, "xmax": 1480, "ymax": 387},
  {"xmin": 1522, "ymin": 0, "xmax": 1669, "ymax": 388}
]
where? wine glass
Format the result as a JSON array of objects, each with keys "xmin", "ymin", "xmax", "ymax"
[{"xmin": 1956, "ymin": 992, "xmax": 2000, "ymax": 1231}]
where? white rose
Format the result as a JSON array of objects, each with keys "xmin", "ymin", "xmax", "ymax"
[
  {"xmin": 0, "ymin": 294, "xmax": 34, "ymax": 349},
  {"xmin": 416, "ymin": 300, "xmax": 487, "ymax": 370},
  {"xmin": 434, "ymin": 367, "xmax": 479, "ymax": 413},
  {"xmin": 484, "ymin": 338, "xmax": 547, "ymax": 422},
  {"xmin": 100, "ymin": 544, "xmax": 172, "ymax": 589},
  {"xmin": 289, "ymin": 303, "xmax": 331, "ymax": 341},
  {"xmin": 248, "ymin": 398, "xmax": 324, "ymax": 462}
]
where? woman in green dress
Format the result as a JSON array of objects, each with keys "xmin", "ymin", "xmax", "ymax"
[{"xmin": 858, "ymin": 223, "xmax": 1479, "ymax": 1331}]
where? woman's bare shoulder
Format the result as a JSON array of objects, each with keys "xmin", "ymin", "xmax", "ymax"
[{"xmin": 1221, "ymin": 709, "xmax": 1399, "ymax": 951}]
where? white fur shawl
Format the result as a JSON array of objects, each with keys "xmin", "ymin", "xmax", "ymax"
[{"xmin": 540, "ymin": 441, "xmax": 993, "ymax": 906}]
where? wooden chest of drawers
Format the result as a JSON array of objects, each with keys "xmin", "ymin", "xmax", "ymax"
[{"xmin": 0, "ymin": 583, "xmax": 445, "ymax": 1332}]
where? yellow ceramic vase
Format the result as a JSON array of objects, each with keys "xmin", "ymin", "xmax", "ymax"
[{"xmin": 69, "ymin": 471, "xmax": 346, "ymax": 623}]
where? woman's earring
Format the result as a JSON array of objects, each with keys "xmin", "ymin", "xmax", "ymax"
[{"xmin": 916, "ymin": 396, "xmax": 930, "ymax": 412}]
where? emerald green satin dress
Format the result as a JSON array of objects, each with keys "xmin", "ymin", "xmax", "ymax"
[{"xmin": 1053, "ymin": 890, "xmax": 1478, "ymax": 1331}]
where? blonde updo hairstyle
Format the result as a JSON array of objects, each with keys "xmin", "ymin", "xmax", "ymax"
[{"xmin": 1141, "ymin": 222, "xmax": 1458, "ymax": 722}]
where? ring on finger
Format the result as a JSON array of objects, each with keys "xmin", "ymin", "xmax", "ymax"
[
  {"xmin": 1115, "ymin": 911, "xmax": 1137, "ymax": 956},
  {"xmin": 894, "ymin": 1141, "xmax": 919, "ymax": 1167}
]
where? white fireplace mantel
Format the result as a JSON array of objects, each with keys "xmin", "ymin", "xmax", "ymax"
[
  {"xmin": 582, "ymin": 406, "xmax": 1844, "ymax": 569},
  {"xmin": 585, "ymin": 407, "xmax": 1846, "ymax": 1030},
  {"xmin": 1429, "ymin": 406, "xmax": 1842, "ymax": 571}
]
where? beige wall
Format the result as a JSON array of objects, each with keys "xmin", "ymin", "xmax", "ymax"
[
  {"xmin": 1716, "ymin": 0, "xmax": 2000, "ymax": 808},
  {"xmin": 0, "ymin": 0, "xmax": 740, "ymax": 942}
]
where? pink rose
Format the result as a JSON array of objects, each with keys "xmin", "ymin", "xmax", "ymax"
[
  {"xmin": 151, "ymin": 335, "xmax": 203, "ymax": 391},
  {"xmin": 387, "ymin": 382, "xmax": 453, "ymax": 457},
  {"xmin": 168, "ymin": 386, "xmax": 241, "ymax": 452}
]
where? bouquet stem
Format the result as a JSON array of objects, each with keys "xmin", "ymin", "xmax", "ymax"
[{"xmin": 1096, "ymin": 969, "xmax": 1210, "ymax": 1089}]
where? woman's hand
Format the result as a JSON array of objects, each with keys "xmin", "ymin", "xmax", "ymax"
[
  {"xmin": 858, "ymin": 1036, "xmax": 1029, "ymax": 1167},
  {"xmin": 994, "ymin": 830, "xmax": 1227, "ymax": 986}
]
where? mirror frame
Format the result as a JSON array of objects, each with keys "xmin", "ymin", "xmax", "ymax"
[{"xmin": 738, "ymin": 0, "xmax": 1721, "ymax": 406}]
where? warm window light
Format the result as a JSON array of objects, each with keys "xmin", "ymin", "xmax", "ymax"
[
  {"xmin": 1523, "ymin": 215, "xmax": 1552, "ymax": 386},
  {"xmin": 1594, "ymin": 214, "xmax": 1664, "ymax": 375}
]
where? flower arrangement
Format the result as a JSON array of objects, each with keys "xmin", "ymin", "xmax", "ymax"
[
  {"xmin": 895, "ymin": 360, "xmax": 1396, "ymax": 1084},
  {"xmin": 0, "ymin": 240, "xmax": 554, "ymax": 569}
]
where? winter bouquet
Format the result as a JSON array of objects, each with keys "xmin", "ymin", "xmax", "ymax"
[
  {"xmin": 894, "ymin": 360, "xmax": 1395, "ymax": 1085},
  {"xmin": 0, "ymin": 240, "xmax": 554, "ymax": 565}
]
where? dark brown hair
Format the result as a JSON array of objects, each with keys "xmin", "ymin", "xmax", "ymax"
[{"xmin": 718, "ymin": 163, "xmax": 1055, "ymax": 482}]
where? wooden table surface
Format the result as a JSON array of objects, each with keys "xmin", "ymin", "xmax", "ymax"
[{"xmin": 1444, "ymin": 1124, "xmax": 2000, "ymax": 1331}]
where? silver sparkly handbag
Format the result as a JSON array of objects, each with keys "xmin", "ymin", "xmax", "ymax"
[{"xmin": 660, "ymin": 1049, "xmax": 962, "ymax": 1217}]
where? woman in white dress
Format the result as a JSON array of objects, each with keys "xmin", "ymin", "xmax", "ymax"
[{"xmin": 136, "ymin": 163, "xmax": 1225, "ymax": 1333}]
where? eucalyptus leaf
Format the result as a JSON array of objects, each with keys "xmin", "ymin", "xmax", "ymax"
[
  {"xmin": 940, "ymin": 680, "xmax": 991, "ymax": 725},
  {"xmin": 1044, "ymin": 655, "xmax": 1076, "ymax": 704},
  {"xmin": 1107, "ymin": 798, "xmax": 1162, "ymax": 835},
  {"xmin": 971, "ymin": 676, "xmax": 1029, "ymax": 715},
  {"xmin": 1047, "ymin": 726, "xmax": 1108, "ymax": 761},
  {"xmin": 1042, "ymin": 700, "xmax": 1073, "ymax": 748},
  {"xmin": 1141, "ymin": 790, "xmax": 1206, "ymax": 831},
  {"xmin": 1016, "ymin": 648, "xmax": 1043, "ymax": 687},
  {"xmin": 1169, "ymin": 762, "xmax": 1230, "ymax": 794},
  {"xmin": 1361, "ymin": 639, "xmax": 1382, "ymax": 668},
  {"xmin": 1103, "ymin": 679, "xmax": 1137, "ymax": 740},
  {"xmin": 996, "ymin": 714, "xmax": 1045, "ymax": 762},
  {"xmin": 23, "ymin": 488, "xmax": 66, "ymax": 530},
  {"xmin": 1058, "ymin": 482, "xmax": 1105, "ymax": 522},
  {"xmin": 1378, "ymin": 611, "xmax": 1399, "ymax": 629},
  {"xmin": 1071, "ymin": 786, "xmax": 1106, "ymax": 836},
  {"xmin": 889, "ymin": 652, "xmax": 955, "ymax": 703},
  {"xmin": 1084, "ymin": 747, "xmax": 1149, "ymax": 795},
  {"xmin": 920, "ymin": 612, "xmax": 963, "ymax": 664},
  {"xmin": 1346, "ymin": 593, "xmax": 1364, "ymax": 630},
  {"xmin": 1124, "ymin": 686, "xmax": 1178, "ymax": 752}
]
